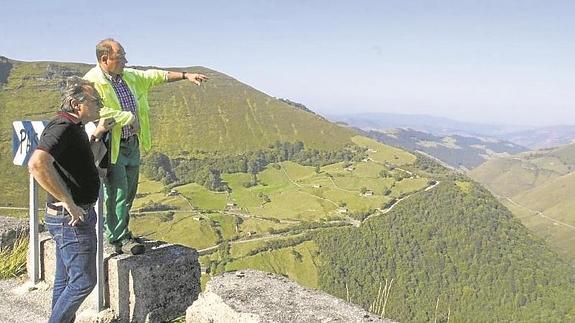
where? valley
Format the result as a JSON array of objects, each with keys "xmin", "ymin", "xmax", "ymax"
[{"xmin": 2, "ymin": 57, "xmax": 575, "ymax": 322}]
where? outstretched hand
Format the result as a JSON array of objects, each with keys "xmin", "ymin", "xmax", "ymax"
[{"xmin": 185, "ymin": 73, "xmax": 208, "ymax": 86}]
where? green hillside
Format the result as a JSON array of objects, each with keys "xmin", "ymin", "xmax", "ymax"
[
  {"xmin": 148, "ymin": 67, "xmax": 355, "ymax": 156},
  {"xmin": 316, "ymin": 181, "xmax": 575, "ymax": 322},
  {"xmin": 470, "ymin": 143, "xmax": 575, "ymax": 266},
  {"xmin": 0, "ymin": 57, "xmax": 355, "ymax": 207}
]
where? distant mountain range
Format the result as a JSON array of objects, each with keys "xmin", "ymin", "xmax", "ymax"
[
  {"xmin": 360, "ymin": 127, "xmax": 527, "ymax": 170},
  {"xmin": 330, "ymin": 112, "xmax": 575, "ymax": 149},
  {"xmin": 501, "ymin": 126, "xmax": 575, "ymax": 149}
]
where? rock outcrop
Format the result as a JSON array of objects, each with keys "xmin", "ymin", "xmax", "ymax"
[
  {"xmin": 186, "ymin": 270, "xmax": 395, "ymax": 323},
  {"xmin": 0, "ymin": 215, "xmax": 27, "ymax": 251},
  {"xmin": 0, "ymin": 56, "xmax": 13, "ymax": 84}
]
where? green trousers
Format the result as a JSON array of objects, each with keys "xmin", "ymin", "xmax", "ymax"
[{"xmin": 104, "ymin": 137, "xmax": 140, "ymax": 244}]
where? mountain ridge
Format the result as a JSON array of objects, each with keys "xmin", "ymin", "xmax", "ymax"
[
  {"xmin": 359, "ymin": 127, "xmax": 527, "ymax": 170},
  {"xmin": 331, "ymin": 112, "xmax": 575, "ymax": 149}
]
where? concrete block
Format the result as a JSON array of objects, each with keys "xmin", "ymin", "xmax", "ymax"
[
  {"xmin": 39, "ymin": 235, "xmax": 201, "ymax": 322},
  {"xmin": 108, "ymin": 242, "xmax": 201, "ymax": 322}
]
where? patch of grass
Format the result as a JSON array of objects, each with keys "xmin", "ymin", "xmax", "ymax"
[
  {"xmin": 225, "ymin": 240, "xmax": 320, "ymax": 288},
  {"xmin": 209, "ymin": 213, "xmax": 239, "ymax": 240},
  {"xmin": 351, "ymin": 161, "xmax": 387, "ymax": 178},
  {"xmin": 323, "ymin": 189, "xmax": 388, "ymax": 211},
  {"xmin": 250, "ymin": 190, "xmax": 333, "ymax": 220},
  {"xmin": 229, "ymin": 236, "xmax": 304, "ymax": 258},
  {"xmin": 0, "ymin": 235, "xmax": 28, "ymax": 279},
  {"xmin": 168, "ymin": 315, "xmax": 186, "ymax": 323},
  {"xmin": 176, "ymin": 183, "xmax": 228, "ymax": 210},
  {"xmin": 280, "ymin": 161, "xmax": 316, "ymax": 180},
  {"xmin": 455, "ymin": 181, "xmax": 472, "ymax": 193},
  {"xmin": 131, "ymin": 212, "xmax": 219, "ymax": 250},
  {"xmin": 351, "ymin": 136, "xmax": 415, "ymax": 165},
  {"xmin": 392, "ymin": 178, "xmax": 429, "ymax": 196},
  {"xmin": 238, "ymin": 217, "xmax": 293, "ymax": 235}
]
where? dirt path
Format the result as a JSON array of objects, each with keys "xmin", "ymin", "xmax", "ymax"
[
  {"xmin": 363, "ymin": 181, "xmax": 440, "ymax": 222},
  {"xmin": 501, "ymin": 195, "xmax": 575, "ymax": 231}
]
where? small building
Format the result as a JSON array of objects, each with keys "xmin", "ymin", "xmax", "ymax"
[
  {"xmin": 312, "ymin": 184, "xmax": 322, "ymax": 188},
  {"xmin": 345, "ymin": 166, "xmax": 355, "ymax": 171},
  {"xmin": 167, "ymin": 189, "xmax": 179, "ymax": 196},
  {"xmin": 337, "ymin": 207, "xmax": 348, "ymax": 214},
  {"xmin": 362, "ymin": 190, "xmax": 374, "ymax": 197},
  {"xmin": 226, "ymin": 202, "xmax": 238, "ymax": 210}
]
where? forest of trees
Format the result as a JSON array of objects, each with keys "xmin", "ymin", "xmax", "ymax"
[
  {"xmin": 314, "ymin": 181, "xmax": 575, "ymax": 322},
  {"xmin": 141, "ymin": 141, "xmax": 367, "ymax": 191}
]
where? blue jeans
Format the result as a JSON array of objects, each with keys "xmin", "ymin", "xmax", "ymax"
[{"xmin": 45, "ymin": 206, "xmax": 97, "ymax": 323}]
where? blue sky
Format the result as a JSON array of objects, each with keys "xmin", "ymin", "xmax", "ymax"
[{"xmin": 1, "ymin": 0, "xmax": 574, "ymax": 126}]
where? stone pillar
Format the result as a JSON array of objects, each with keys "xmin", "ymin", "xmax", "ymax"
[{"xmin": 38, "ymin": 234, "xmax": 201, "ymax": 322}]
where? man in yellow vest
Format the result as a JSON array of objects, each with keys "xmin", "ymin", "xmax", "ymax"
[{"xmin": 84, "ymin": 38, "xmax": 207, "ymax": 254}]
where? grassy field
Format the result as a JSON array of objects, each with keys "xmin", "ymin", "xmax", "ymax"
[
  {"xmin": 229, "ymin": 236, "xmax": 301, "ymax": 258},
  {"xmin": 351, "ymin": 136, "xmax": 415, "ymax": 165},
  {"xmin": 505, "ymin": 198, "xmax": 575, "ymax": 267},
  {"xmin": 131, "ymin": 212, "xmax": 219, "ymax": 250},
  {"xmin": 128, "ymin": 141, "xmax": 429, "ymax": 281},
  {"xmin": 225, "ymin": 241, "xmax": 320, "ymax": 289},
  {"xmin": 210, "ymin": 213, "xmax": 239, "ymax": 240},
  {"xmin": 131, "ymin": 143, "xmax": 426, "ymax": 236}
]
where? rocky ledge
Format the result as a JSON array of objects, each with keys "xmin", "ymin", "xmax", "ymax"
[{"xmin": 187, "ymin": 270, "xmax": 395, "ymax": 323}]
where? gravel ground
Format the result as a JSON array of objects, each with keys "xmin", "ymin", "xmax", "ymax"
[
  {"xmin": 0, "ymin": 276, "xmax": 99, "ymax": 323},
  {"xmin": 0, "ymin": 277, "xmax": 51, "ymax": 323}
]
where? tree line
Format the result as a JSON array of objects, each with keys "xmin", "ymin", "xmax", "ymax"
[{"xmin": 141, "ymin": 141, "xmax": 367, "ymax": 191}]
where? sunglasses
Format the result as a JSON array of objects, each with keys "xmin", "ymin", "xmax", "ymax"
[{"xmin": 83, "ymin": 94, "xmax": 104, "ymax": 108}]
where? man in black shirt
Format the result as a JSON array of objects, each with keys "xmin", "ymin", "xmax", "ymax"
[{"xmin": 28, "ymin": 76, "xmax": 114, "ymax": 323}]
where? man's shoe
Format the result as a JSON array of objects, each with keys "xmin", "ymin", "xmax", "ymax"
[
  {"xmin": 104, "ymin": 240, "xmax": 122, "ymax": 255},
  {"xmin": 120, "ymin": 238, "xmax": 145, "ymax": 255},
  {"xmin": 132, "ymin": 236, "xmax": 146, "ymax": 244}
]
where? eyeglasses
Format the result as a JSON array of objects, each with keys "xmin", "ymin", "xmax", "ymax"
[
  {"xmin": 110, "ymin": 53, "xmax": 126, "ymax": 61},
  {"xmin": 83, "ymin": 94, "xmax": 103, "ymax": 108}
]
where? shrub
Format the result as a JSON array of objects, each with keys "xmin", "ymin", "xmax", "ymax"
[{"xmin": 0, "ymin": 235, "xmax": 28, "ymax": 279}]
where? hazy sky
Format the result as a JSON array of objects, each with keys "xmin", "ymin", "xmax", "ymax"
[{"xmin": 1, "ymin": 0, "xmax": 574, "ymax": 126}]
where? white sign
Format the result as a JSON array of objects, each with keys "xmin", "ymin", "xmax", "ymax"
[
  {"xmin": 12, "ymin": 121, "xmax": 47, "ymax": 166},
  {"xmin": 12, "ymin": 120, "xmax": 97, "ymax": 166}
]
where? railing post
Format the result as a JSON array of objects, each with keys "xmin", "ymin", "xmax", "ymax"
[
  {"xmin": 95, "ymin": 185, "xmax": 105, "ymax": 310},
  {"xmin": 29, "ymin": 174, "xmax": 40, "ymax": 284}
]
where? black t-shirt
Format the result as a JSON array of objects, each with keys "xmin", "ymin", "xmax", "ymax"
[{"xmin": 36, "ymin": 112, "xmax": 100, "ymax": 205}]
